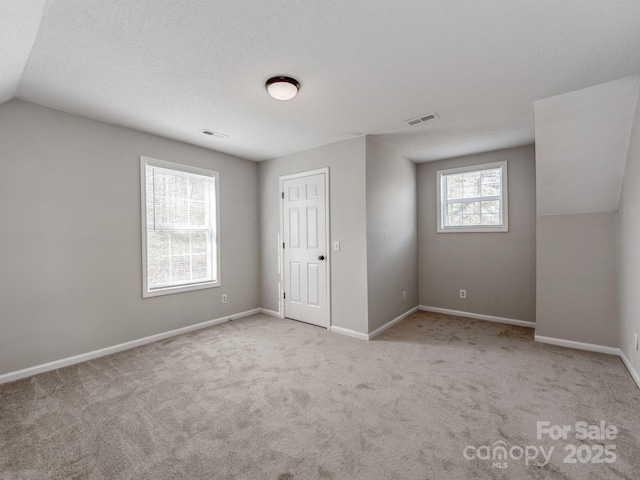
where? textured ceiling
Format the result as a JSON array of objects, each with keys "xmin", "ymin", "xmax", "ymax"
[{"xmin": 5, "ymin": 1, "xmax": 640, "ymax": 162}]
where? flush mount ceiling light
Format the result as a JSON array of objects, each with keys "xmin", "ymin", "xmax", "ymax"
[{"xmin": 265, "ymin": 76, "xmax": 300, "ymax": 101}]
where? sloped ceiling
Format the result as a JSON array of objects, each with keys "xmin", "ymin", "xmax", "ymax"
[
  {"xmin": 0, "ymin": 0, "xmax": 48, "ymax": 104},
  {"xmin": 4, "ymin": 1, "xmax": 640, "ymax": 162},
  {"xmin": 535, "ymin": 75, "xmax": 640, "ymax": 216}
]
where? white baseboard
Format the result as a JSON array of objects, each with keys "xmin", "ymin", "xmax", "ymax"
[
  {"xmin": 329, "ymin": 325, "xmax": 369, "ymax": 341},
  {"xmin": 329, "ymin": 306, "xmax": 420, "ymax": 341},
  {"xmin": 368, "ymin": 306, "xmax": 420, "ymax": 340},
  {"xmin": 619, "ymin": 350, "xmax": 640, "ymax": 390},
  {"xmin": 0, "ymin": 308, "xmax": 261, "ymax": 385},
  {"xmin": 259, "ymin": 308, "xmax": 282, "ymax": 318},
  {"xmin": 535, "ymin": 335, "xmax": 640, "ymax": 390},
  {"xmin": 534, "ymin": 335, "xmax": 620, "ymax": 356},
  {"xmin": 420, "ymin": 305, "xmax": 536, "ymax": 329}
]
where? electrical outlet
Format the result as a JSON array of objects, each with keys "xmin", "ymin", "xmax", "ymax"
[
  {"xmin": 402, "ymin": 291, "xmax": 407, "ymax": 301},
  {"xmin": 635, "ymin": 333, "xmax": 638, "ymax": 351},
  {"xmin": 460, "ymin": 289, "xmax": 466, "ymax": 299},
  {"xmin": 222, "ymin": 294, "xmax": 228, "ymax": 304}
]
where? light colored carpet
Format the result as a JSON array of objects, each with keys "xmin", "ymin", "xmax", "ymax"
[{"xmin": 1, "ymin": 311, "xmax": 639, "ymax": 479}]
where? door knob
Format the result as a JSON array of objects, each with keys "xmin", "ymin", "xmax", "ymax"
[{"xmin": 318, "ymin": 255, "xmax": 325, "ymax": 261}]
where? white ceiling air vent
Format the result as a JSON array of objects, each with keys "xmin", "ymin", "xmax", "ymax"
[
  {"xmin": 405, "ymin": 112, "xmax": 439, "ymax": 126},
  {"xmin": 200, "ymin": 129, "xmax": 228, "ymax": 139}
]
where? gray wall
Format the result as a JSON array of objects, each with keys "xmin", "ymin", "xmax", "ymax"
[
  {"xmin": 365, "ymin": 138, "xmax": 418, "ymax": 332},
  {"xmin": 618, "ymin": 89, "xmax": 640, "ymax": 368},
  {"xmin": 417, "ymin": 145, "xmax": 536, "ymax": 322},
  {"xmin": 533, "ymin": 79, "xmax": 635, "ymax": 348},
  {"xmin": 259, "ymin": 137, "xmax": 369, "ymax": 335},
  {"xmin": 0, "ymin": 100, "xmax": 260, "ymax": 375},
  {"xmin": 536, "ymin": 213, "xmax": 618, "ymax": 347}
]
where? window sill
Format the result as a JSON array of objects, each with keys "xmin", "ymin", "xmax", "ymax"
[
  {"xmin": 437, "ymin": 226, "xmax": 508, "ymax": 233},
  {"xmin": 143, "ymin": 281, "xmax": 220, "ymax": 298}
]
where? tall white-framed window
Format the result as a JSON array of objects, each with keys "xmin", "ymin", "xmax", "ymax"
[
  {"xmin": 141, "ymin": 156, "xmax": 220, "ymax": 298},
  {"xmin": 437, "ymin": 161, "xmax": 508, "ymax": 233}
]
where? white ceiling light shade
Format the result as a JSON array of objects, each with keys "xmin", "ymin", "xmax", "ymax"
[{"xmin": 266, "ymin": 76, "xmax": 300, "ymax": 101}]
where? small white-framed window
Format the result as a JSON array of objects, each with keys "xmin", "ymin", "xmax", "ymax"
[
  {"xmin": 140, "ymin": 156, "xmax": 220, "ymax": 297},
  {"xmin": 437, "ymin": 161, "xmax": 508, "ymax": 233}
]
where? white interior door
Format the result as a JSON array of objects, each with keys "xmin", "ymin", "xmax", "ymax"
[{"xmin": 282, "ymin": 172, "xmax": 328, "ymax": 328}]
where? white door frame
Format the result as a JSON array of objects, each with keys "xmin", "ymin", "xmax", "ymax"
[{"xmin": 279, "ymin": 167, "xmax": 331, "ymax": 328}]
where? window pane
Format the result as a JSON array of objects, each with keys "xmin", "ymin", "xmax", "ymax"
[
  {"xmin": 170, "ymin": 231, "xmax": 190, "ymax": 255},
  {"xmin": 463, "ymin": 202, "xmax": 480, "ymax": 215},
  {"xmin": 191, "ymin": 231, "xmax": 208, "ymax": 254},
  {"xmin": 480, "ymin": 201, "xmax": 500, "ymax": 226},
  {"xmin": 481, "ymin": 200, "xmax": 499, "ymax": 215},
  {"xmin": 462, "ymin": 172, "xmax": 482, "ymax": 199},
  {"xmin": 446, "ymin": 174, "xmax": 463, "ymax": 200},
  {"xmin": 189, "ymin": 178, "xmax": 207, "ymax": 201},
  {"xmin": 192, "ymin": 254, "xmax": 209, "ymax": 280},
  {"xmin": 154, "ymin": 196, "xmax": 169, "ymax": 225},
  {"xmin": 150, "ymin": 169, "xmax": 211, "ymax": 228},
  {"xmin": 190, "ymin": 201, "xmax": 206, "ymax": 226},
  {"xmin": 167, "ymin": 174, "xmax": 188, "ymax": 199},
  {"xmin": 447, "ymin": 214, "xmax": 462, "ymax": 226},
  {"xmin": 148, "ymin": 230, "xmax": 170, "ymax": 257},
  {"xmin": 483, "ymin": 214, "xmax": 500, "ymax": 225},
  {"xmin": 169, "ymin": 199, "xmax": 188, "ymax": 225},
  {"xmin": 145, "ymin": 161, "xmax": 218, "ymax": 293},
  {"xmin": 447, "ymin": 202, "xmax": 463, "ymax": 215},
  {"xmin": 445, "ymin": 202, "xmax": 463, "ymax": 226},
  {"xmin": 462, "ymin": 214, "xmax": 481, "ymax": 226},
  {"xmin": 154, "ymin": 172, "xmax": 168, "ymax": 198},
  {"xmin": 439, "ymin": 163, "xmax": 505, "ymax": 231},
  {"xmin": 481, "ymin": 169, "xmax": 501, "ymax": 197},
  {"xmin": 148, "ymin": 255, "xmax": 170, "ymax": 287},
  {"xmin": 171, "ymin": 255, "xmax": 191, "ymax": 283},
  {"xmin": 146, "ymin": 169, "xmax": 155, "ymax": 227},
  {"xmin": 462, "ymin": 201, "xmax": 482, "ymax": 226}
]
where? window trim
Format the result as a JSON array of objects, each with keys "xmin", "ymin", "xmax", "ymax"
[
  {"xmin": 140, "ymin": 156, "xmax": 221, "ymax": 298},
  {"xmin": 436, "ymin": 160, "xmax": 508, "ymax": 233}
]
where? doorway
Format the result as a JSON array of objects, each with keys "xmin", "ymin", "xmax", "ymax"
[{"xmin": 280, "ymin": 168, "xmax": 330, "ymax": 328}]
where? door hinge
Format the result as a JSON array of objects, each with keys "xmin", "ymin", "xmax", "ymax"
[
  {"xmin": 281, "ymin": 192, "xmax": 284, "ymax": 199},
  {"xmin": 283, "ymin": 242, "xmax": 285, "ymax": 249},
  {"xmin": 283, "ymin": 292, "xmax": 286, "ymax": 299}
]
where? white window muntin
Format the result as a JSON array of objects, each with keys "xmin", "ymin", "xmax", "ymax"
[{"xmin": 437, "ymin": 161, "xmax": 508, "ymax": 233}]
